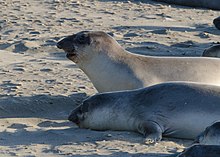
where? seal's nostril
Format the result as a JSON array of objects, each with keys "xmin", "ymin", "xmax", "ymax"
[{"xmin": 56, "ymin": 42, "xmax": 62, "ymax": 49}]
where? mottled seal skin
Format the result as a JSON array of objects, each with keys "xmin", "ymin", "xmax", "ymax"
[
  {"xmin": 153, "ymin": 0, "xmax": 220, "ymax": 10},
  {"xmin": 68, "ymin": 82, "xmax": 220, "ymax": 144},
  {"xmin": 57, "ymin": 31, "xmax": 220, "ymax": 93},
  {"xmin": 194, "ymin": 122, "xmax": 220, "ymax": 145},
  {"xmin": 202, "ymin": 45, "xmax": 220, "ymax": 58},
  {"xmin": 172, "ymin": 145, "xmax": 220, "ymax": 157},
  {"xmin": 213, "ymin": 17, "xmax": 220, "ymax": 30}
]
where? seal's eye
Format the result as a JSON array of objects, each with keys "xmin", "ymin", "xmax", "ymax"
[
  {"xmin": 77, "ymin": 34, "xmax": 86, "ymax": 44},
  {"xmin": 76, "ymin": 33, "xmax": 90, "ymax": 45}
]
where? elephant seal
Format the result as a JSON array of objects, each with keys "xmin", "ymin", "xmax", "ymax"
[
  {"xmin": 193, "ymin": 122, "xmax": 220, "ymax": 145},
  {"xmin": 202, "ymin": 45, "xmax": 220, "ymax": 57},
  {"xmin": 57, "ymin": 31, "xmax": 220, "ymax": 92},
  {"xmin": 214, "ymin": 17, "xmax": 220, "ymax": 30},
  {"xmin": 153, "ymin": 0, "xmax": 220, "ymax": 10},
  {"xmin": 169, "ymin": 145, "xmax": 220, "ymax": 157},
  {"xmin": 68, "ymin": 82, "xmax": 220, "ymax": 143}
]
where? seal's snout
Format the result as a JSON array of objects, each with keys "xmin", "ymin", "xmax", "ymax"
[
  {"xmin": 68, "ymin": 113, "xmax": 75, "ymax": 122},
  {"xmin": 57, "ymin": 38, "xmax": 70, "ymax": 49},
  {"xmin": 68, "ymin": 114, "xmax": 72, "ymax": 121},
  {"xmin": 57, "ymin": 38, "xmax": 67, "ymax": 49},
  {"xmin": 56, "ymin": 42, "xmax": 62, "ymax": 49},
  {"xmin": 68, "ymin": 112, "xmax": 80, "ymax": 125},
  {"xmin": 56, "ymin": 36, "xmax": 75, "ymax": 53}
]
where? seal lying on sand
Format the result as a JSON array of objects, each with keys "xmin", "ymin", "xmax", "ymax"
[
  {"xmin": 153, "ymin": 0, "xmax": 220, "ymax": 10},
  {"xmin": 57, "ymin": 31, "xmax": 220, "ymax": 92},
  {"xmin": 68, "ymin": 82, "xmax": 220, "ymax": 143},
  {"xmin": 194, "ymin": 122, "xmax": 220, "ymax": 145},
  {"xmin": 202, "ymin": 45, "xmax": 220, "ymax": 58},
  {"xmin": 214, "ymin": 17, "xmax": 220, "ymax": 30},
  {"xmin": 169, "ymin": 145, "xmax": 220, "ymax": 157}
]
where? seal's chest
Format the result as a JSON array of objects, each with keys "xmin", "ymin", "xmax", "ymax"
[{"xmin": 82, "ymin": 54, "xmax": 141, "ymax": 92}]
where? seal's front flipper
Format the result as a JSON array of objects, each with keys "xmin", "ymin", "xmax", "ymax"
[{"xmin": 138, "ymin": 121, "xmax": 163, "ymax": 144}]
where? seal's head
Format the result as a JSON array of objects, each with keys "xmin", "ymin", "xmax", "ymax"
[
  {"xmin": 68, "ymin": 93, "xmax": 115, "ymax": 130},
  {"xmin": 68, "ymin": 92, "xmax": 133, "ymax": 131},
  {"xmin": 68, "ymin": 99, "xmax": 90, "ymax": 128},
  {"xmin": 193, "ymin": 122, "xmax": 220, "ymax": 145},
  {"xmin": 57, "ymin": 31, "xmax": 114, "ymax": 63}
]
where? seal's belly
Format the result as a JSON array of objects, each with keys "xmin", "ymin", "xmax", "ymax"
[{"xmin": 164, "ymin": 113, "xmax": 220, "ymax": 139}]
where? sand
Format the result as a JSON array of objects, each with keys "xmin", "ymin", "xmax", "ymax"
[{"xmin": 0, "ymin": 0, "xmax": 220, "ymax": 156}]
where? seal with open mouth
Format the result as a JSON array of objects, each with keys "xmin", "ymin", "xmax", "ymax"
[{"xmin": 57, "ymin": 31, "xmax": 220, "ymax": 92}]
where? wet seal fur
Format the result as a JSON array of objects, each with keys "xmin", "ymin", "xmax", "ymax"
[
  {"xmin": 153, "ymin": 0, "xmax": 220, "ymax": 10},
  {"xmin": 68, "ymin": 82, "xmax": 220, "ymax": 144},
  {"xmin": 194, "ymin": 122, "xmax": 220, "ymax": 145},
  {"xmin": 57, "ymin": 31, "xmax": 220, "ymax": 92}
]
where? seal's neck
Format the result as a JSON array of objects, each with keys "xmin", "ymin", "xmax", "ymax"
[{"xmin": 77, "ymin": 51, "xmax": 142, "ymax": 92}]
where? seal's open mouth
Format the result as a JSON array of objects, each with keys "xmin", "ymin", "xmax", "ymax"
[
  {"xmin": 56, "ymin": 39, "xmax": 77, "ymax": 58},
  {"xmin": 66, "ymin": 51, "xmax": 77, "ymax": 58},
  {"xmin": 64, "ymin": 46, "xmax": 77, "ymax": 58},
  {"xmin": 74, "ymin": 120, "xmax": 80, "ymax": 126},
  {"xmin": 68, "ymin": 114, "xmax": 80, "ymax": 126}
]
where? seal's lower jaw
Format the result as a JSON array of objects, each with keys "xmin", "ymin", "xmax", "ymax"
[
  {"xmin": 74, "ymin": 121, "xmax": 80, "ymax": 127},
  {"xmin": 68, "ymin": 115, "xmax": 80, "ymax": 126},
  {"xmin": 66, "ymin": 52, "xmax": 76, "ymax": 58},
  {"xmin": 65, "ymin": 51, "xmax": 78, "ymax": 61}
]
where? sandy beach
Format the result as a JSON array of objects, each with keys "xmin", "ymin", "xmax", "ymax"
[{"xmin": 0, "ymin": 0, "xmax": 220, "ymax": 156}]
